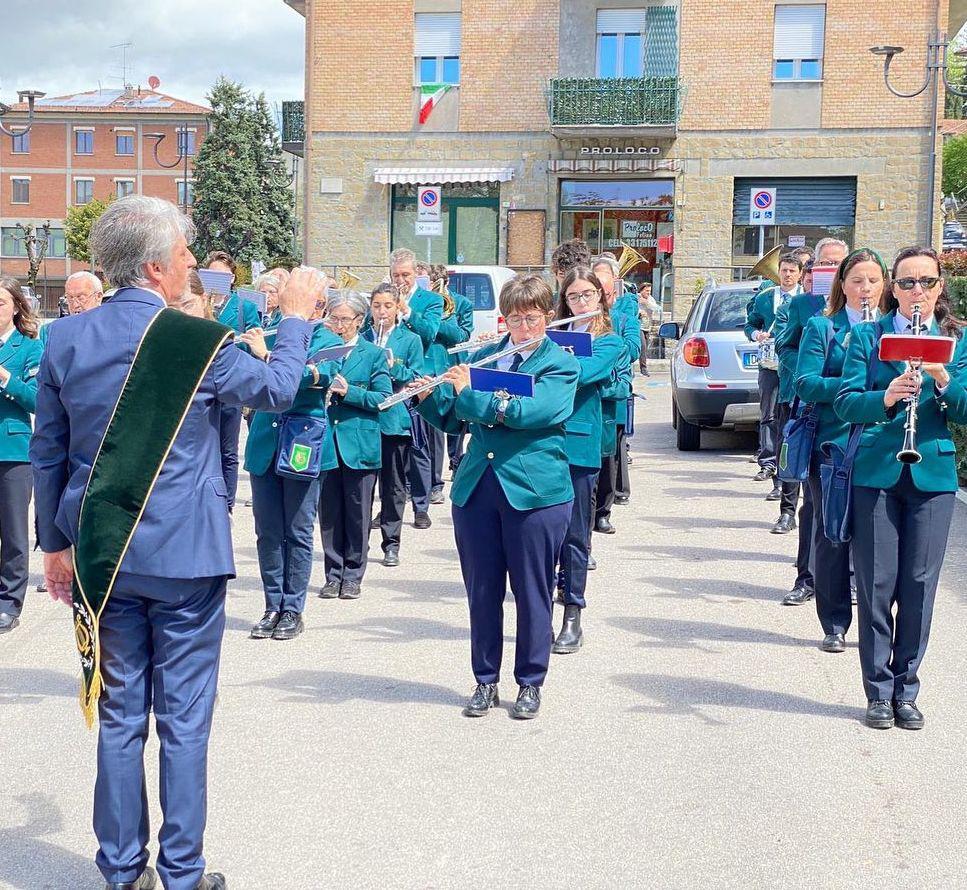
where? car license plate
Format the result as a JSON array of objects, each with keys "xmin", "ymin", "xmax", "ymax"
[{"xmin": 742, "ymin": 351, "xmax": 759, "ymax": 369}]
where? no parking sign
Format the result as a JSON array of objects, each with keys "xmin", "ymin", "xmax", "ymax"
[
  {"xmin": 417, "ymin": 186, "xmax": 442, "ymax": 222},
  {"xmin": 749, "ymin": 188, "xmax": 777, "ymax": 225}
]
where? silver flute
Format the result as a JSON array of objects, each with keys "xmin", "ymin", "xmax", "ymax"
[{"xmin": 446, "ymin": 309, "xmax": 602, "ymax": 354}]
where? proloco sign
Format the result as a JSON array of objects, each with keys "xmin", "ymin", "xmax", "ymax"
[{"xmin": 580, "ymin": 145, "xmax": 663, "ymax": 155}]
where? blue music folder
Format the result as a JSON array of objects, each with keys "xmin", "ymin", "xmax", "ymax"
[
  {"xmin": 236, "ymin": 286, "xmax": 267, "ymax": 316},
  {"xmin": 470, "ymin": 367, "xmax": 535, "ymax": 397},
  {"xmin": 308, "ymin": 344, "xmax": 355, "ymax": 364},
  {"xmin": 547, "ymin": 329, "xmax": 593, "ymax": 357},
  {"xmin": 197, "ymin": 269, "xmax": 234, "ymax": 296}
]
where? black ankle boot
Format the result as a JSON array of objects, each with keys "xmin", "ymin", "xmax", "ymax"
[{"xmin": 552, "ymin": 604, "xmax": 583, "ymax": 654}]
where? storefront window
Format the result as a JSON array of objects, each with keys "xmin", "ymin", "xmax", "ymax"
[
  {"xmin": 559, "ymin": 179, "xmax": 675, "ymax": 290},
  {"xmin": 391, "ymin": 183, "xmax": 499, "ymax": 265},
  {"xmin": 731, "ymin": 225, "xmax": 855, "ymax": 266}
]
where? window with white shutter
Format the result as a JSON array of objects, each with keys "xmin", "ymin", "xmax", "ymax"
[
  {"xmin": 773, "ymin": 4, "xmax": 825, "ymax": 81},
  {"xmin": 415, "ymin": 13, "xmax": 461, "ymax": 84}
]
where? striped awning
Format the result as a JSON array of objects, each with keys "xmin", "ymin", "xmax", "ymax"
[{"xmin": 373, "ymin": 166, "xmax": 515, "ymax": 185}]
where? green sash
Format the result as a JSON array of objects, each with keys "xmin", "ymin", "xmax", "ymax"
[{"xmin": 72, "ymin": 308, "xmax": 232, "ymax": 726}]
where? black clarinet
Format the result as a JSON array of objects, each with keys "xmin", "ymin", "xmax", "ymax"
[{"xmin": 897, "ymin": 303, "xmax": 924, "ymax": 465}]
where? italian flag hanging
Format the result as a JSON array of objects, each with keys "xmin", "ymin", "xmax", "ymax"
[{"xmin": 419, "ymin": 83, "xmax": 451, "ymax": 124}]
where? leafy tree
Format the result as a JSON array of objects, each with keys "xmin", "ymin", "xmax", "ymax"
[
  {"xmin": 191, "ymin": 78, "xmax": 296, "ymax": 266},
  {"xmin": 65, "ymin": 197, "xmax": 112, "ymax": 265}
]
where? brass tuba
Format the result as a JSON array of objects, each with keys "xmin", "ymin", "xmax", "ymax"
[
  {"xmin": 430, "ymin": 267, "xmax": 455, "ymax": 317},
  {"xmin": 748, "ymin": 244, "xmax": 783, "ymax": 285},
  {"xmin": 615, "ymin": 242, "xmax": 649, "ymax": 280}
]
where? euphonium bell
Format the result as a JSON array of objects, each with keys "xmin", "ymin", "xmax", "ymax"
[
  {"xmin": 748, "ymin": 244, "xmax": 783, "ymax": 285},
  {"xmin": 615, "ymin": 242, "xmax": 648, "ymax": 280}
]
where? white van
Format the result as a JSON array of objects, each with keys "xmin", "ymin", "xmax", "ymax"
[{"xmin": 446, "ymin": 265, "xmax": 518, "ymax": 337}]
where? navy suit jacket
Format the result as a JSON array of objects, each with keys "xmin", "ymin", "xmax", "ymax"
[{"xmin": 31, "ymin": 286, "xmax": 311, "ymax": 580}]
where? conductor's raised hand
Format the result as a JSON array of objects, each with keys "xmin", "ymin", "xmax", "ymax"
[{"xmin": 278, "ymin": 266, "xmax": 325, "ymax": 321}]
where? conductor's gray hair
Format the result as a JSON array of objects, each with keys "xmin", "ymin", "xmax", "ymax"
[
  {"xmin": 389, "ymin": 247, "xmax": 416, "ymax": 270},
  {"xmin": 89, "ymin": 196, "xmax": 195, "ymax": 288},
  {"xmin": 327, "ymin": 289, "xmax": 369, "ymax": 317}
]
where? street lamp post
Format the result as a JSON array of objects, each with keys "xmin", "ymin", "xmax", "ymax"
[
  {"xmin": 1, "ymin": 90, "xmax": 46, "ymax": 280},
  {"xmin": 870, "ymin": 35, "xmax": 967, "ymax": 246},
  {"xmin": 270, "ymin": 155, "xmax": 300, "ymax": 254},
  {"xmin": 145, "ymin": 124, "xmax": 191, "ymax": 214}
]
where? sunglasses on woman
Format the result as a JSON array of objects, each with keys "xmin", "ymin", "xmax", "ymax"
[{"xmin": 894, "ymin": 276, "xmax": 941, "ymax": 291}]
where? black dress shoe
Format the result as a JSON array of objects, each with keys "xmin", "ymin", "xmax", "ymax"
[
  {"xmin": 753, "ymin": 467, "xmax": 775, "ymax": 482},
  {"xmin": 370, "ymin": 515, "xmax": 380, "ymax": 530},
  {"xmin": 765, "ymin": 486, "xmax": 782, "ymax": 502},
  {"xmin": 318, "ymin": 581, "xmax": 341, "ymax": 599},
  {"xmin": 771, "ymin": 514, "xmax": 796, "ymax": 534},
  {"xmin": 781, "ymin": 585, "xmax": 814, "ymax": 605},
  {"xmin": 272, "ymin": 611, "xmax": 304, "ymax": 640},
  {"xmin": 851, "ymin": 585, "xmax": 858, "ymax": 606},
  {"xmin": 464, "ymin": 682, "xmax": 499, "ymax": 717},
  {"xmin": 250, "ymin": 610, "xmax": 281, "ymax": 639},
  {"xmin": 339, "ymin": 581, "xmax": 361, "ymax": 600},
  {"xmin": 552, "ymin": 605, "xmax": 583, "ymax": 654},
  {"xmin": 595, "ymin": 518, "xmax": 616, "ymax": 534},
  {"xmin": 587, "ymin": 554, "xmax": 597, "ymax": 571},
  {"xmin": 105, "ymin": 865, "xmax": 158, "ymax": 890},
  {"xmin": 893, "ymin": 700, "xmax": 924, "ymax": 730},
  {"xmin": 614, "ymin": 495, "xmax": 630, "ymax": 506},
  {"xmin": 554, "ymin": 588, "xmax": 566, "ymax": 606},
  {"xmin": 195, "ymin": 874, "xmax": 227, "ymax": 890},
  {"xmin": 0, "ymin": 612, "xmax": 20, "ymax": 634},
  {"xmin": 821, "ymin": 633, "xmax": 846, "ymax": 653},
  {"xmin": 414, "ymin": 511, "xmax": 432, "ymax": 529},
  {"xmin": 430, "ymin": 487, "xmax": 445, "ymax": 505},
  {"xmin": 512, "ymin": 685, "xmax": 541, "ymax": 719},
  {"xmin": 383, "ymin": 547, "xmax": 400, "ymax": 567},
  {"xmin": 866, "ymin": 699, "xmax": 895, "ymax": 729},
  {"xmin": 36, "ymin": 581, "xmax": 48, "ymax": 592}
]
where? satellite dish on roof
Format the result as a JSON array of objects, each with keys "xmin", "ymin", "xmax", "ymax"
[{"xmin": 148, "ymin": 76, "xmax": 160, "ymax": 90}]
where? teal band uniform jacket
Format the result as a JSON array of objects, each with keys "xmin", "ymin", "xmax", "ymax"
[
  {"xmin": 833, "ymin": 311, "xmax": 967, "ymax": 493},
  {"xmin": 0, "ymin": 329, "xmax": 44, "ymax": 463},
  {"xmin": 323, "ymin": 338, "xmax": 393, "ymax": 470},
  {"xmin": 417, "ymin": 335, "xmax": 579, "ymax": 510},
  {"xmin": 610, "ymin": 293, "xmax": 642, "ymax": 364},
  {"xmin": 565, "ymin": 331, "xmax": 626, "ymax": 469},
  {"xmin": 244, "ymin": 324, "xmax": 344, "ymax": 477},
  {"xmin": 744, "ymin": 284, "xmax": 803, "ymax": 343},
  {"xmin": 425, "ymin": 291, "xmax": 475, "ymax": 374},
  {"xmin": 794, "ymin": 309, "xmax": 853, "ymax": 457},
  {"xmin": 217, "ymin": 293, "xmax": 262, "ymax": 334},
  {"xmin": 363, "ymin": 324, "xmax": 424, "ymax": 437},
  {"xmin": 599, "ymin": 310, "xmax": 635, "ymax": 454},
  {"xmin": 402, "ymin": 287, "xmax": 445, "ymax": 371},
  {"xmin": 775, "ymin": 291, "xmax": 823, "ymax": 403}
]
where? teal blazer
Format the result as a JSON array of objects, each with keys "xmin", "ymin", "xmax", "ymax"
[
  {"xmin": 565, "ymin": 332, "xmax": 625, "ymax": 468},
  {"xmin": 363, "ymin": 324, "xmax": 423, "ymax": 437},
  {"xmin": 0, "ymin": 329, "xmax": 44, "ymax": 463},
  {"xmin": 418, "ymin": 336, "xmax": 579, "ymax": 509},
  {"xmin": 776, "ymin": 292, "xmax": 825, "ymax": 403},
  {"xmin": 425, "ymin": 291, "xmax": 475, "ymax": 374},
  {"xmin": 833, "ymin": 311, "xmax": 967, "ymax": 492},
  {"xmin": 217, "ymin": 292, "xmax": 261, "ymax": 333},
  {"xmin": 244, "ymin": 324, "xmax": 344, "ymax": 477},
  {"xmin": 321, "ymin": 338, "xmax": 393, "ymax": 470},
  {"xmin": 402, "ymin": 287, "xmax": 444, "ymax": 365},
  {"xmin": 744, "ymin": 285, "xmax": 802, "ymax": 343},
  {"xmin": 794, "ymin": 310, "xmax": 852, "ymax": 456},
  {"xmin": 610, "ymin": 294, "xmax": 642, "ymax": 363}
]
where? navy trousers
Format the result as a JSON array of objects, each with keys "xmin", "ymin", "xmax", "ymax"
[
  {"xmin": 757, "ymin": 367, "xmax": 780, "ymax": 469},
  {"xmin": 0, "ymin": 461, "xmax": 31, "ymax": 616},
  {"xmin": 852, "ymin": 469, "xmax": 955, "ymax": 702},
  {"xmin": 429, "ymin": 425, "xmax": 445, "ymax": 491},
  {"xmin": 94, "ymin": 573, "xmax": 226, "ymax": 890},
  {"xmin": 561, "ymin": 465, "xmax": 599, "ymax": 609},
  {"xmin": 776, "ymin": 400, "xmax": 802, "ymax": 516},
  {"xmin": 447, "ymin": 430, "xmax": 466, "ymax": 470},
  {"xmin": 452, "ymin": 467, "xmax": 571, "ymax": 687},
  {"xmin": 375, "ymin": 434, "xmax": 409, "ymax": 550},
  {"xmin": 793, "ymin": 463, "xmax": 815, "ymax": 590},
  {"xmin": 806, "ymin": 468, "xmax": 851, "ymax": 635},
  {"xmin": 408, "ymin": 414, "xmax": 433, "ymax": 513},
  {"xmin": 251, "ymin": 467, "xmax": 320, "ymax": 614},
  {"xmin": 320, "ymin": 451, "xmax": 377, "ymax": 585}
]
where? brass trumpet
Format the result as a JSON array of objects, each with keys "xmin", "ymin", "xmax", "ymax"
[{"xmin": 897, "ymin": 303, "xmax": 924, "ymax": 465}]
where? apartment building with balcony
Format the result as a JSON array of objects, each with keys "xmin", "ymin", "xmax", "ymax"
[
  {"xmin": 284, "ymin": 0, "xmax": 962, "ymax": 304},
  {"xmin": 0, "ymin": 86, "xmax": 209, "ymax": 300}
]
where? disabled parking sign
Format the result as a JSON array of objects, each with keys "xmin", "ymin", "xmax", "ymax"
[{"xmin": 749, "ymin": 188, "xmax": 777, "ymax": 225}]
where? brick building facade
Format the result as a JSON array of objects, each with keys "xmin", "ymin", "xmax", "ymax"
[
  {"xmin": 286, "ymin": 0, "xmax": 961, "ymax": 313},
  {"xmin": 0, "ymin": 87, "xmax": 209, "ymax": 305}
]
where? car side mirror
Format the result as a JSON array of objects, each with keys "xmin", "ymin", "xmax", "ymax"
[{"xmin": 658, "ymin": 321, "xmax": 680, "ymax": 340}]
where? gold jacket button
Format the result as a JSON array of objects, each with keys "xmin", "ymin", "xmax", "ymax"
[{"xmin": 487, "ymin": 452, "xmax": 495, "ymax": 459}]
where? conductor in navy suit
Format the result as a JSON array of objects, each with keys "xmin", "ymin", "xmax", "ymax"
[{"xmin": 30, "ymin": 196, "xmax": 322, "ymax": 890}]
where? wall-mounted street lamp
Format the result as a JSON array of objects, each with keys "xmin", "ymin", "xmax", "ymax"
[{"xmin": 145, "ymin": 125, "xmax": 192, "ymax": 213}]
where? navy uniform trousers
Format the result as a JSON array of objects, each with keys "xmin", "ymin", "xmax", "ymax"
[
  {"xmin": 452, "ymin": 467, "xmax": 572, "ymax": 687},
  {"xmin": 95, "ymin": 572, "xmax": 226, "ymax": 890},
  {"xmin": 429, "ymin": 425, "xmax": 446, "ymax": 492},
  {"xmin": 408, "ymin": 414, "xmax": 433, "ymax": 513},
  {"xmin": 806, "ymin": 465, "xmax": 851, "ymax": 635},
  {"xmin": 561, "ymin": 466, "xmax": 599, "ymax": 609},
  {"xmin": 320, "ymin": 445, "xmax": 377, "ymax": 585},
  {"xmin": 375, "ymin": 433, "xmax": 409, "ymax": 551},
  {"xmin": 852, "ymin": 468, "xmax": 955, "ymax": 703},
  {"xmin": 757, "ymin": 367, "xmax": 780, "ymax": 470},
  {"xmin": 0, "ymin": 461, "xmax": 31, "ymax": 617},
  {"xmin": 250, "ymin": 467, "xmax": 321, "ymax": 614}
]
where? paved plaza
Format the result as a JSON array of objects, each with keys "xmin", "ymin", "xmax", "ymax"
[{"xmin": 2, "ymin": 373, "xmax": 967, "ymax": 889}]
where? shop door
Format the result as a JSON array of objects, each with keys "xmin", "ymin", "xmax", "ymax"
[{"xmin": 452, "ymin": 201, "xmax": 499, "ymax": 265}]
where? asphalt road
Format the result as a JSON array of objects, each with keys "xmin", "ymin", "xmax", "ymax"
[{"xmin": 2, "ymin": 371, "xmax": 967, "ymax": 889}]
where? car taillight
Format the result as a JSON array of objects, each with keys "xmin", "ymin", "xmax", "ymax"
[
  {"xmin": 497, "ymin": 315, "xmax": 508, "ymax": 333},
  {"xmin": 683, "ymin": 337, "xmax": 710, "ymax": 368}
]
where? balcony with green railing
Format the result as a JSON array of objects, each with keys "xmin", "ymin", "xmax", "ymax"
[
  {"xmin": 282, "ymin": 100, "xmax": 305, "ymax": 154},
  {"xmin": 547, "ymin": 76, "xmax": 682, "ymax": 137}
]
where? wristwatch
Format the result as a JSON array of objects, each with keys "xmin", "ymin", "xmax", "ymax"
[{"xmin": 494, "ymin": 395, "xmax": 510, "ymax": 425}]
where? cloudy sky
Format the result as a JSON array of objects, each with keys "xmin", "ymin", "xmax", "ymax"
[{"xmin": 0, "ymin": 0, "xmax": 305, "ymax": 114}]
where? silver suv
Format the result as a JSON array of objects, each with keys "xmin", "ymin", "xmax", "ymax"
[{"xmin": 658, "ymin": 281, "xmax": 761, "ymax": 451}]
